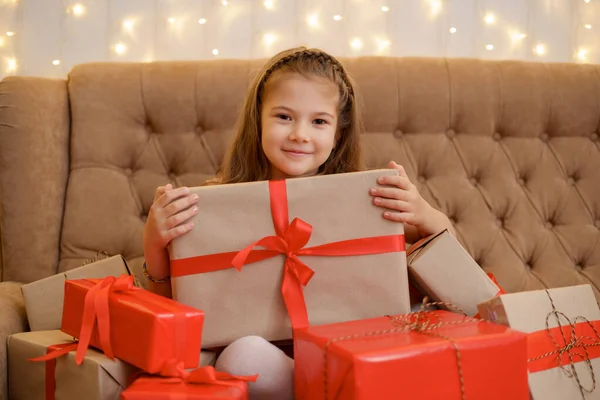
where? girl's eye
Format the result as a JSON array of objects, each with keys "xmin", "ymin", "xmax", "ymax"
[
  {"xmin": 313, "ymin": 119, "xmax": 328, "ymax": 125},
  {"xmin": 277, "ymin": 114, "xmax": 291, "ymax": 121}
]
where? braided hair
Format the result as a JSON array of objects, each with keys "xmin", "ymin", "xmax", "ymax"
[{"xmin": 213, "ymin": 47, "xmax": 364, "ymax": 185}]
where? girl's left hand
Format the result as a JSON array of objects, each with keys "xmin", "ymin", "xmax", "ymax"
[{"xmin": 369, "ymin": 161, "xmax": 453, "ymax": 238}]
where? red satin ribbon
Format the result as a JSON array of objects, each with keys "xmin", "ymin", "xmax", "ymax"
[
  {"xmin": 28, "ymin": 342, "xmax": 78, "ymax": 400},
  {"xmin": 527, "ymin": 321, "xmax": 600, "ymax": 373},
  {"xmin": 170, "ymin": 180, "xmax": 406, "ymax": 330}
]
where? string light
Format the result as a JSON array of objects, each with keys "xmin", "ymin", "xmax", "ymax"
[
  {"xmin": 511, "ymin": 31, "xmax": 527, "ymax": 41},
  {"xmin": 484, "ymin": 13, "xmax": 496, "ymax": 24},
  {"xmin": 168, "ymin": 17, "xmax": 176, "ymax": 24},
  {"xmin": 381, "ymin": 6, "xmax": 390, "ymax": 12},
  {"xmin": 585, "ymin": 24, "xmax": 592, "ymax": 29},
  {"xmin": 198, "ymin": 18, "xmax": 207, "ymax": 24},
  {"xmin": 123, "ymin": 19, "xmax": 135, "ymax": 33},
  {"xmin": 307, "ymin": 13, "xmax": 319, "ymax": 27},
  {"xmin": 584, "ymin": 0, "xmax": 590, "ymax": 3},
  {"xmin": 221, "ymin": 0, "xmax": 228, "ymax": 5},
  {"xmin": 212, "ymin": 48, "xmax": 219, "ymax": 56},
  {"xmin": 6, "ymin": 58, "xmax": 17, "ymax": 73},
  {"xmin": 376, "ymin": 38, "xmax": 391, "ymax": 53},
  {"xmin": 263, "ymin": 33, "xmax": 277, "ymax": 46},
  {"xmin": 114, "ymin": 43, "xmax": 127, "ymax": 55},
  {"xmin": 449, "ymin": 27, "xmax": 457, "ymax": 33},
  {"xmin": 577, "ymin": 48, "xmax": 588, "ymax": 61},
  {"xmin": 351, "ymin": 38, "xmax": 363, "ymax": 50},
  {"xmin": 0, "ymin": 37, "xmax": 4, "ymax": 47},
  {"xmin": 430, "ymin": 0, "xmax": 442, "ymax": 16},
  {"xmin": 333, "ymin": 15, "xmax": 342, "ymax": 21},
  {"xmin": 6, "ymin": 31, "xmax": 15, "ymax": 36},
  {"xmin": 52, "ymin": 59, "xmax": 60, "ymax": 65},
  {"xmin": 71, "ymin": 3, "xmax": 85, "ymax": 16},
  {"xmin": 534, "ymin": 43, "xmax": 546, "ymax": 55},
  {"xmin": 486, "ymin": 44, "xmax": 494, "ymax": 50},
  {"xmin": 263, "ymin": 0, "xmax": 274, "ymax": 9}
]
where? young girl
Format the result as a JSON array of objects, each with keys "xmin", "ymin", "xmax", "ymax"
[{"xmin": 143, "ymin": 47, "xmax": 453, "ymax": 399}]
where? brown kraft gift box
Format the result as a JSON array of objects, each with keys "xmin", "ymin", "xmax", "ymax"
[
  {"xmin": 168, "ymin": 169, "xmax": 411, "ymax": 348},
  {"xmin": 407, "ymin": 229, "xmax": 502, "ymax": 316},
  {"xmin": 477, "ymin": 284, "xmax": 600, "ymax": 400},
  {"xmin": 21, "ymin": 255, "xmax": 132, "ymax": 331},
  {"xmin": 8, "ymin": 330, "xmax": 138, "ymax": 400}
]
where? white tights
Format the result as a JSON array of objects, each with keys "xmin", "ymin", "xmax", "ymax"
[{"xmin": 215, "ymin": 336, "xmax": 294, "ymax": 400}]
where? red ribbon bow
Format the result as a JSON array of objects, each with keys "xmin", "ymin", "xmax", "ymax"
[
  {"xmin": 159, "ymin": 361, "xmax": 258, "ymax": 387},
  {"xmin": 171, "ymin": 180, "xmax": 406, "ymax": 330}
]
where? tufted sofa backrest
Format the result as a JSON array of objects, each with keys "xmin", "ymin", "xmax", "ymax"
[{"xmin": 16, "ymin": 57, "xmax": 600, "ymax": 296}]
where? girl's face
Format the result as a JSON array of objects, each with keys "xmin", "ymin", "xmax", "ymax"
[{"xmin": 260, "ymin": 72, "xmax": 339, "ymax": 180}]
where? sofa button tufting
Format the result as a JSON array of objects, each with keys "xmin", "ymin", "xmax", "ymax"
[
  {"xmin": 540, "ymin": 133, "xmax": 549, "ymax": 142},
  {"xmin": 590, "ymin": 133, "xmax": 598, "ymax": 142},
  {"xmin": 595, "ymin": 220, "xmax": 600, "ymax": 229},
  {"xmin": 470, "ymin": 177, "xmax": 478, "ymax": 186},
  {"xmin": 394, "ymin": 129, "xmax": 404, "ymax": 138},
  {"xmin": 446, "ymin": 129, "xmax": 456, "ymax": 138},
  {"xmin": 418, "ymin": 175, "xmax": 426, "ymax": 183},
  {"xmin": 492, "ymin": 132, "xmax": 502, "ymax": 141},
  {"xmin": 545, "ymin": 221, "xmax": 553, "ymax": 229}
]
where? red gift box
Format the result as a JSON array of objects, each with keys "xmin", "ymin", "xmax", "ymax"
[
  {"xmin": 121, "ymin": 364, "xmax": 257, "ymax": 400},
  {"xmin": 59, "ymin": 274, "xmax": 204, "ymax": 373},
  {"xmin": 294, "ymin": 310, "xmax": 529, "ymax": 400}
]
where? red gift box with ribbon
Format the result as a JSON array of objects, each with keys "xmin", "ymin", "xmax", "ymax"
[
  {"xmin": 477, "ymin": 284, "xmax": 600, "ymax": 400},
  {"xmin": 58, "ymin": 274, "xmax": 204, "ymax": 374},
  {"xmin": 294, "ymin": 310, "xmax": 529, "ymax": 400},
  {"xmin": 169, "ymin": 169, "xmax": 411, "ymax": 348},
  {"xmin": 121, "ymin": 364, "xmax": 257, "ymax": 400}
]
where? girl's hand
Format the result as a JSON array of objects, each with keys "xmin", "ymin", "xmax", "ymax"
[
  {"xmin": 143, "ymin": 184, "xmax": 200, "ymax": 251},
  {"xmin": 370, "ymin": 161, "xmax": 453, "ymax": 238}
]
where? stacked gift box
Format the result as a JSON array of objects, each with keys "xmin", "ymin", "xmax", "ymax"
[{"xmin": 7, "ymin": 169, "xmax": 600, "ymax": 399}]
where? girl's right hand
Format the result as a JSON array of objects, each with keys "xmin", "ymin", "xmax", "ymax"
[{"xmin": 143, "ymin": 184, "xmax": 200, "ymax": 251}]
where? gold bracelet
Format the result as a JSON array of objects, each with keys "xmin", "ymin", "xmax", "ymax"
[{"xmin": 142, "ymin": 262, "xmax": 171, "ymax": 284}]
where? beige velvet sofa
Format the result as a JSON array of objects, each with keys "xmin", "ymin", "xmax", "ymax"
[{"xmin": 0, "ymin": 56, "xmax": 599, "ymax": 399}]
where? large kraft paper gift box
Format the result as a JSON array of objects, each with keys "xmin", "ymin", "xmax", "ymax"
[
  {"xmin": 22, "ymin": 254, "xmax": 132, "ymax": 331},
  {"xmin": 477, "ymin": 284, "xmax": 600, "ymax": 400},
  {"xmin": 407, "ymin": 229, "xmax": 503, "ymax": 316},
  {"xmin": 294, "ymin": 310, "xmax": 529, "ymax": 400},
  {"xmin": 8, "ymin": 330, "xmax": 138, "ymax": 400},
  {"xmin": 169, "ymin": 169, "xmax": 410, "ymax": 347}
]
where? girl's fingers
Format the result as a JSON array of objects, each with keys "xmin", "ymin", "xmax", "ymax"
[
  {"xmin": 376, "ymin": 175, "xmax": 412, "ymax": 190},
  {"xmin": 163, "ymin": 194, "xmax": 199, "ymax": 218},
  {"xmin": 165, "ymin": 205, "xmax": 199, "ymax": 230},
  {"xmin": 156, "ymin": 187, "xmax": 192, "ymax": 209},
  {"xmin": 164, "ymin": 222, "xmax": 195, "ymax": 242},
  {"xmin": 369, "ymin": 186, "xmax": 408, "ymax": 201},
  {"xmin": 373, "ymin": 197, "xmax": 412, "ymax": 212},
  {"xmin": 382, "ymin": 211, "xmax": 415, "ymax": 224}
]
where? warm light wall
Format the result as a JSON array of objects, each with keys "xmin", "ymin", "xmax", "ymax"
[{"xmin": 0, "ymin": 0, "xmax": 598, "ymax": 79}]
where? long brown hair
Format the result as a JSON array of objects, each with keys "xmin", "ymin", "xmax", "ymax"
[{"xmin": 210, "ymin": 47, "xmax": 364, "ymax": 185}]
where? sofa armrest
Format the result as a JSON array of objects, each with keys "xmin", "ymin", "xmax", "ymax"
[
  {"xmin": 0, "ymin": 281, "xmax": 28, "ymax": 400},
  {"xmin": 0, "ymin": 77, "xmax": 70, "ymax": 283}
]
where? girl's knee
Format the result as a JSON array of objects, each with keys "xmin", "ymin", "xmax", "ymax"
[{"xmin": 215, "ymin": 336, "xmax": 294, "ymax": 400}]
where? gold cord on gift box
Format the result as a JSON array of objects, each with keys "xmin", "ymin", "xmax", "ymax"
[
  {"xmin": 526, "ymin": 289, "xmax": 600, "ymax": 399},
  {"xmin": 322, "ymin": 298, "xmax": 475, "ymax": 400}
]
